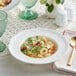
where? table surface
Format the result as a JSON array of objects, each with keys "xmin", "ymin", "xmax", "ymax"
[{"xmin": 0, "ymin": 1, "xmax": 76, "ymax": 76}]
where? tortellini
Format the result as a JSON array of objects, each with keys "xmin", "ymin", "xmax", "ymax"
[{"xmin": 40, "ymin": 48, "xmax": 48, "ymax": 55}]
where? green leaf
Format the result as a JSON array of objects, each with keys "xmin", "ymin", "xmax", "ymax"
[
  {"xmin": 60, "ymin": 0, "xmax": 64, "ymax": 4},
  {"xmin": 46, "ymin": 3, "xmax": 49, "ymax": 7},
  {"xmin": 55, "ymin": 0, "xmax": 61, "ymax": 4},
  {"xmin": 47, "ymin": 4, "xmax": 54, "ymax": 13}
]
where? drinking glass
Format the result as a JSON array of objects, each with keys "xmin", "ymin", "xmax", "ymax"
[
  {"xmin": 19, "ymin": 0, "xmax": 38, "ymax": 20},
  {"xmin": 0, "ymin": 10, "xmax": 8, "ymax": 56}
]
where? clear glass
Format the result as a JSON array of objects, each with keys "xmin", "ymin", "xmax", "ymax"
[
  {"xmin": 19, "ymin": 0, "xmax": 38, "ymax": 20},
  {"xmin": 0, "ymin": 10, "xmax": 8, "ymax": 56}
]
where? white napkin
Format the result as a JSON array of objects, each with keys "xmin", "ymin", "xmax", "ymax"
[{"xmin": 53, "ymin": 30, "xmax": 76, "ymax": 73}]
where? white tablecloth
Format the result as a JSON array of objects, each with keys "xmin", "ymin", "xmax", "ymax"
[{"xmin": 0, "ymin": 1, "xmax": 76, "ymax": 76}]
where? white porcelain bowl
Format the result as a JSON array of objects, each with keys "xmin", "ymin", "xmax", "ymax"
[
  {"xmin": 0, "ymin": 0, "xmax": 21, "ymax": 11},
  {"xmin": 9, "ymin": 28, "xmax": 68, "ymax": 64}
]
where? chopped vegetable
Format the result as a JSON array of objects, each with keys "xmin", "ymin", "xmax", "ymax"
[
  {"xmin": 32, "ymin": 46, "xmax": 42, "ymax": 53},
  {"xmin": 36, "ymin": 36, "xmax": 39, "ymax": 40},
  {"xmin": 24, "ymin": 50, "xmax": 29, "ymax": 54},
  {"xmin": 27, "ymin": 38, "xmax": 32, "ymax": 43},
  {"xmin": 34, "ymin": 42, "xmax": 41, "ymax": 46}
]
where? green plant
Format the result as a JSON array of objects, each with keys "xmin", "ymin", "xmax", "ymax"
[{"xmin": 40, "ymin": 0, "xmax": 64, "ymax": 12}]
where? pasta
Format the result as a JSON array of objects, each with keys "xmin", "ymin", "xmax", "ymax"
[{"xmin": 21, "ymin": 36, "xmax": 57, "ymax": 58}]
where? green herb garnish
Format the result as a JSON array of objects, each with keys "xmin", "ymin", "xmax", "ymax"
[
  {"xmin": 36, "ymin": 36, "xmax": 39, "ymax": 40},
  {"xmin": 28, "ymin": 45, "xmax": 34, "ymax": 51},
  {"xmin": 21, "ymin": 49, "xmax": 24, "ymax": 52},
  {"xmin": 23, "ymin": 50, "xmax": 29, "ymax": 54},
  {"xmin": 23, "ymin": 44, "xmax": 27, "ymax": 47},
  {"xmin": 32, "ymin": 46, "xmax": 43, "ymax": 53},
  {"xmin": 27, "ymin": 38, "xmax": 32, "ymax": 43}
]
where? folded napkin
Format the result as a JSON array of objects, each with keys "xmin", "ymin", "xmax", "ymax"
[{"xmin": 53, "ymin": 30, "xmax": 76, "ymax": 73}]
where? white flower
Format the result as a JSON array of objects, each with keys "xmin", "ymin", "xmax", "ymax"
[
  {"xmin": 52, "ymin": 0, "xmax": 57, "ymax": 6},
  {"xmin": 46, "ymin": 0, "xmax": 53, "ymax": 5},
  {"xmin": 40, "ymin": 0, "xmax": 46, "ymax": 4}
]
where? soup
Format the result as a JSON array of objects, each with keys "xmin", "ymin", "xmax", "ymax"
[
  {"xmin": 0, "ymin": 0, "xmax": 11, "ymax": 9},
  {"xmin": 21, "ymin": 36, "xmax": 57, "ymax": 58}
]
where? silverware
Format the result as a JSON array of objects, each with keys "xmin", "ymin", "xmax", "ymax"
[{"xmin": 67, "ymin": 37, "xmax": 76, "ymax": 66}]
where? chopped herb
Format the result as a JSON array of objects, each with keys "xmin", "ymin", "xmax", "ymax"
[
  {"xmin": 23, "ymin": 50, "xmax": 29, "ymax": 54},
  {"xmin": 36, "ymin": 36, "xmax": 39, "ymax": 40},
  {"xmin": 44, "ymin": 46, "xmax": 48, "ymax": 48},
  {"xmin": 32, "ymin": 46, "xmax": 43, "ymax": 53},
  {"xmin": 21, "ymin": 49, "xmax": 24, "ymax": 52},
  {"xmin": 28, "ymin": 45, "xmax": 34, "ymax": 51},
  {"xmin": 21, "ymin": 47, "xmax": 27, "ymax": 51},
  {"xmin": 27, "ymin": 38, "xmax": 32, "ymax": 43},
  {"xmin": 23, "ymin": 44, "xmax": 27, "ymax": 47}
]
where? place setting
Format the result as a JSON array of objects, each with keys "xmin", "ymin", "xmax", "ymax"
[
  {"xmin": 0, "ymin": 0, "xmax": 76, "ymax": 76},
  {"xmin": 53, "ymin": 30, "xmax": 76, "ymax": 73}
]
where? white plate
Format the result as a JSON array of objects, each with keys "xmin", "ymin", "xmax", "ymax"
[
  {"xmin": 0, "ymin": 0, "xmax": 21, "ymax": 11},
  {"xmin": 9, "ymin": 28, "xmax": 68, "ymax": 64}
]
